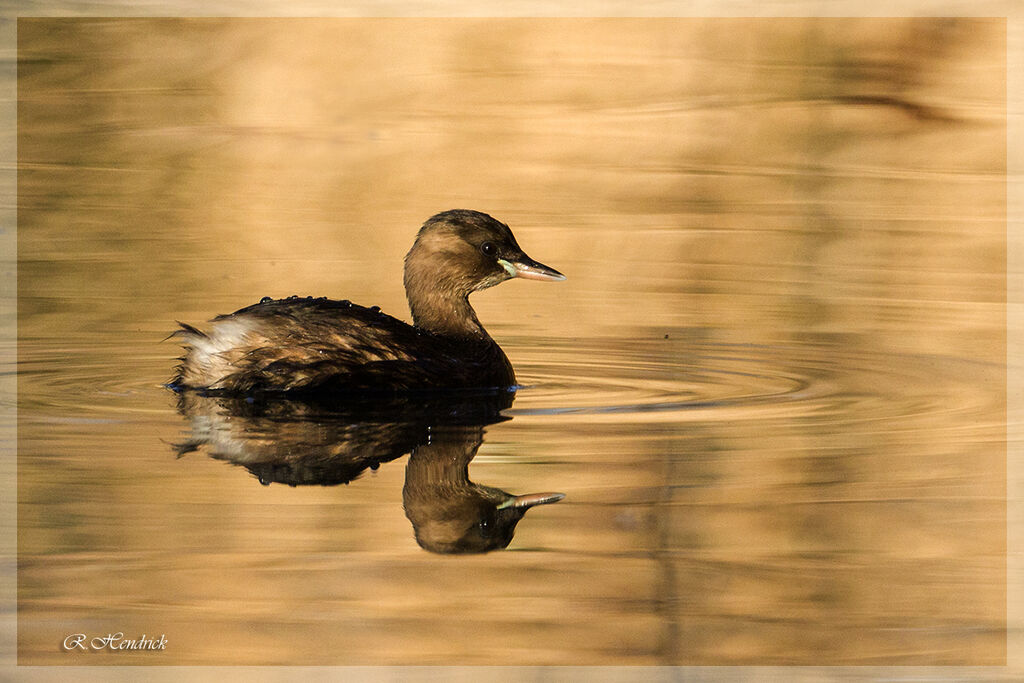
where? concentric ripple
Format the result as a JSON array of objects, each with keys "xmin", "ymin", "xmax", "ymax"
[
  {"xmin": 16, "ymin": 333, "xmax": 1004, "ymax": 435},
  {"xmin": 17, "ymin": 338, "xmax": 174, "ymax": 421},
  {"xmin": 506, "ymin": 336, "xmax": 1003, "ymax": 427}
]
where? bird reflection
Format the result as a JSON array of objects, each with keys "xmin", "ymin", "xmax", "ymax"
[
  {"xmin": 171, "ymin": 390, "xmax": 564, "ymax": 553},
  {"xmin": 404, "ymin": 425, "xmax": 564, "ymax": 554}
]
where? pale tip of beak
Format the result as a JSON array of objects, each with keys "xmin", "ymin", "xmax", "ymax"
[{"xmin": 496, "ymin": 492, "xmax": 566, "ymax": 510}]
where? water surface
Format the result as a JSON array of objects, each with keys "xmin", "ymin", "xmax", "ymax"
[{"xmin": 17, "ymin": 18, "xmax": 1006, "ymax": 665}]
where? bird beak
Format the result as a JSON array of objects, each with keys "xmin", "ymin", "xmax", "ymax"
[
  {"xmin": 498, "ymin": 255, "xmax": 566, "ymax": 282},
  {"xmin": 496, "ymin": 492, "xmax": 566, "ymax": 510}
]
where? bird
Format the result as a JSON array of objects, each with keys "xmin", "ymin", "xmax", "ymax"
[{"xmin": 170, "ymin": 209, "xmax": 565, "ymax": 395}]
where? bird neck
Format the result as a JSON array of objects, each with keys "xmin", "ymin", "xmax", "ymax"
[
  {"xmin": 411, "ymin": 293, "xmax": 489, "ymax": 339},
  {"xmin": 404, "ymin": 261, "xmax": 491, "ymax": 340}
]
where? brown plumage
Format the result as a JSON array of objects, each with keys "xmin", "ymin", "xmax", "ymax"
[{"xmin": 170, "ymin": 210, "xmax": 565, "ymax": 395}]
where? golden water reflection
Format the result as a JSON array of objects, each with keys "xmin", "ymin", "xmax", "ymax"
[{"xmin": 17, "ymin": 18, "xmax": 1005, "ymax": 665}]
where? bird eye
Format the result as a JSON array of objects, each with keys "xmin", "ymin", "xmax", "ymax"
[{"xmin": 480, "ymin": 242, "xmax": 497, "ymax": 257}]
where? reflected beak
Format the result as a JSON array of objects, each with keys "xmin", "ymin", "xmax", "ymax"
[
  {"xmin": 496, "ymin": 492, "xmax": 566, "ymax": 510},
  {"xmin": 499, "ymin": 255, "xmax": 566, "ymax": 282}
]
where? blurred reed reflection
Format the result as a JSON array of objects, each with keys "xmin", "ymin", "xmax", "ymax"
[{"xmin": 172, "ymin": 389, "xmax": 564, "ymax": 554}]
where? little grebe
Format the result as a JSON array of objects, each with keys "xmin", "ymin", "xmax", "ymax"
[{"xmin": 171, "ymin": 210, "xmax": 565, "ymax": 394}]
